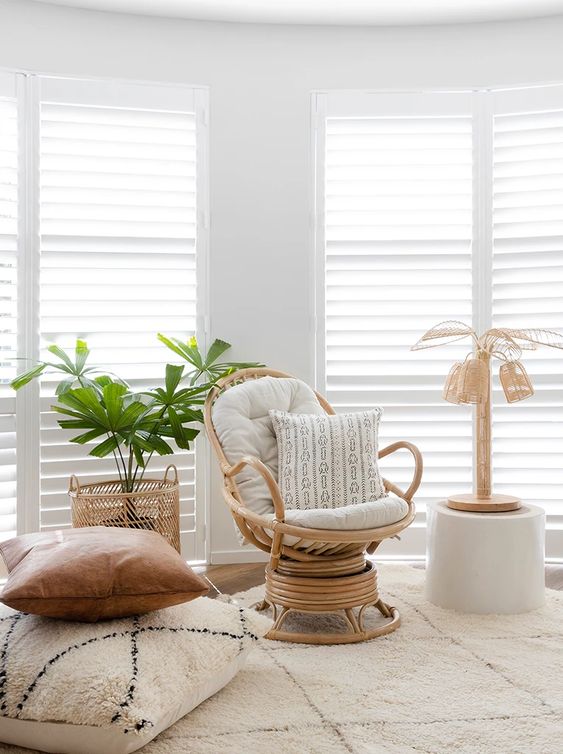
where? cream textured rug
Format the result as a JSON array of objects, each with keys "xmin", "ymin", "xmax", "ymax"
[{"xmin": 1, "ymin": 563, "xmax": 561, "ymax": 754}]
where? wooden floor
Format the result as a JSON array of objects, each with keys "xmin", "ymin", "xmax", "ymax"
[
  {"xmin": 196, "ymin": 561, "xmax": 563, "ymax": 596},
  {"xmin": 194, "ymin": 563, "xmax": 266, "ymax": 598}
]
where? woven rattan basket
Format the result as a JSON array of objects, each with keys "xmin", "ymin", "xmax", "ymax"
[{"xmin": 69, "ymin": 465, "xmax": 181, "ymax": 552}]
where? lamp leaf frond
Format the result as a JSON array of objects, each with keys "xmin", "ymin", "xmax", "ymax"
[
  {"xmin": 502, "ymin": 328, "xmax": 563, "ymax": 351},
  {"xmin": 411, "ymin": 320, "xmax": 476, "ymax": 351},
  {"xmin": 480, "ymin": 329, "xmax": 522, "ymax": 362}
]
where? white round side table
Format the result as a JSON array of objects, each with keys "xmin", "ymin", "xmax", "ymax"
[{"xmin": 425, "ymin": 501, "xmax": 545, "ymax": 614}]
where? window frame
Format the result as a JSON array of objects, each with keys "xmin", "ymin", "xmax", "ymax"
[
  {"xmin": 312, "ymin": 86, "xmax": 563, "ymax": 560},
  {"xmin": 5, "ymin": 70, "xmax": 210, "ymax": 561}
]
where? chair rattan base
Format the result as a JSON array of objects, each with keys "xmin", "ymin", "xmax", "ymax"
[{"xmin": 258, "ymin": 559, "xmax": 400, "ymax": 644}]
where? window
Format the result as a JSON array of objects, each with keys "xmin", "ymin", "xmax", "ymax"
[
  {"xmin": 314, "ymin": 87, "xmax": 563, "ymax": 558},
  {"xmin": 492, "ymin": 87, "xmax": 563, "ymax": 532},
  {"xmin": 0, "ymin": 73, "xmax": 18, "ymax": 541},
  {"xmin": 1, "ymin": 74, "xmax": 208, "ymax": 559}
]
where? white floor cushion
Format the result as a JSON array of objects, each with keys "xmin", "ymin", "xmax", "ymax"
[
  {"xmin": 0, "ymin": 598, "xmax": 270, "ymax": 754},
  {"xmin": 270, "ymin": 493, "xmax": 409, "ymax": 531}
]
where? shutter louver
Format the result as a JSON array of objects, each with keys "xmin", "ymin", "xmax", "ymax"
[
  {"xmin": 493, "ymin": 105, "xmax": 563, "ymax": 518},
  {"xmin": 323, "ymin": 105, "xmax": 474, "ymax": 513},
  {"xmin": 38, "ymin": 83, "xmax": 201, "ymax": 555},
  {"xmin": 0, "ymin": 75, "xmax": 18, "ymax": 541}
]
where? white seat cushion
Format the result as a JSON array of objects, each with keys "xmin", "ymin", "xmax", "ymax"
[
  {"xmin": 267, "ymin": 493, "xmax": 409, "ymax": 531},
  {"xmin": 212, "ymin": 377, "xmax": 325, "ymax": 518}
]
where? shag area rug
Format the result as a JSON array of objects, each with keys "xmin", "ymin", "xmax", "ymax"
[{"xmin": 0, "ymin": 563, "xmax": 561, "ymax": 754}]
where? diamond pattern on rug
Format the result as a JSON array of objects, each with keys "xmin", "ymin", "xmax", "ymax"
[
  {"xmin": 463, "ymin": 636, "xmax": 563, "ymax": 714},
  {"xmin": 153, "ymin": 726, "xmax": 352, "ymax": 754},
  {"xmin": 159, "ymin": 647, "xmax": 322, "ymax": 737},
  {"xmin": 275, "ymin": 640, "xmax": 545, "ymax": 726},
  {"xmin": 339, "ymin": 716, "xmax": 562, "ymax": 754}
]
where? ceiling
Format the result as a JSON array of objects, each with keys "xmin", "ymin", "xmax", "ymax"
[{"xmin": 28, "ymin": 0, "xmax": 563, "ymax": 25}]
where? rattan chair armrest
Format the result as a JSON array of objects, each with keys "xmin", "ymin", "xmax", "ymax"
[
  {"xmin": 223, "ymin": 455, "xmax": 286, "ymax": 521},
  {"xmin": 378, "ymin": 441, "xmax": 423, "ymax": 503}
]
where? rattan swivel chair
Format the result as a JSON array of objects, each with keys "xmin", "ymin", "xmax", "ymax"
[{"xmin": 204, "ymin": 368, "xmax": 422, "ymax": 644}]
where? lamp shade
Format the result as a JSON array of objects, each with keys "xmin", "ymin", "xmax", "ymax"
[
  {"xmin": 500, "ymin": 360, "xmax": 534, "ymax": 403},
  {"xmin": 457, "ymin": 357, "xmax": 488, "ymax": 404},
  {"xmin": 442, "ymin": 362, "xmax": 462, "ymax": 404}
]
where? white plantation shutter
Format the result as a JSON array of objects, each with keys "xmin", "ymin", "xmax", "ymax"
[
  {"xmin": 492, "ymin": 86, "xmax": 563, "ymax": 524},
  {"xmin": 0, "ymin": 73, "xmax": 18, "ymax": 541},
  {"xmin": 317, "ymin": 92, "xmax": 474, "ymax": 531},
  {"xmin": 37, "ymin": 77, "xmax": 207, "ymax": 558},
  {"xmin": 317, "ymin": 87, "xmax": 563, "ymax": 556}
]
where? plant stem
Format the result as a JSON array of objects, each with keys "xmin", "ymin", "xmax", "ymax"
[
  {"xmin": 112, "ymin": 447, "xmax": 124, "ymax": 488},
  {"xmin": 137, "ymin": 450, "xmax": 155, "ymax": 486},
  {"xmin": 130, "ymin": 460, "xmax": 142, "ymax": 491},
  {"xmin": 112, "ymin": 432, "xmax": 128, "ymax": 491},
  {"xmin": 127, "ymin": 446, "xmax": 135, "ymax": 493},
  {"xmin": 132, "ymin": 405, "xmax": 167, "ymax": 488}
]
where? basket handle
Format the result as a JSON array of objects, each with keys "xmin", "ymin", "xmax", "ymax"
[
  {"xmin": 163, "ymin": 464, "xmax": 179, "ymax": 485},
  {"xmin": 68, "ymin": 474, "xmax": 81, "ymax": 494}
]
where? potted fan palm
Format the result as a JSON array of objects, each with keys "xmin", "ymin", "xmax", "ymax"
[{"xmin": 11, "ymin": 335, "xmax": 262, "ymax": 551}]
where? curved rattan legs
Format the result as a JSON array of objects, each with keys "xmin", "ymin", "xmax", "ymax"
[
  {"xmin": 260, "ymin": 560, "xmax": 401, "ymax": 644},
  {"xmin": 263, "ymin": 602, "xmax": 400, "ymax": 644}
]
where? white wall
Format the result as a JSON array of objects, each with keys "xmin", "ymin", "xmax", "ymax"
[{"xmin": 1, "ymin": 0, "xmax": 563, "ymax": 560}]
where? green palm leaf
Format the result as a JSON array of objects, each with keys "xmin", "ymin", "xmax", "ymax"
[
  {"xmin": 89, "ymin": 435, "xmax": 119, "ymax": 458},
  {"xmin": 46, "ymin": 344, "xmax": 75, "ymax": 370},
  {"xmin": 75, "ymin": 339, "xmax": 90, "ymax": 372},
  {"xmin": 204, "ymin": 338, "xmax": 231, "ymax": 366},
  {"xmin": 70, "ymin": 428, "xmax": 109, "ymax": 445},
  {"xmin": 165, "ymin": 363, "xmax": 185, "ymax": 396},
  {"xmin": 102, "ymin": 382, "xmax": 128, "ymax": 428},
  {"xmin": 11, "ymin": 364, "xmax": 47, "ymax": 390}
]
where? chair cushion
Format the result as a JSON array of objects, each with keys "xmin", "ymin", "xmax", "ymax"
[
  {"xmin": 267, "ymin": 493, "xmax": 409, "ymax": 532},
  {"xmin": 269, "ymin": 409, "xmax": 386, "ymax": 511},
  {"xmin": 212, "ymin": 377, "xmax": 325, "ymax": 517}
]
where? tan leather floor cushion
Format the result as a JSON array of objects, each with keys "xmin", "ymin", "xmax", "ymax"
[{"xmin": 0, "ymin": 527, "xmax": 209, "ymax": 621}]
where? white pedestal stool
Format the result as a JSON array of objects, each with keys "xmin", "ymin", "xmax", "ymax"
[{"xmin": 426, "ymin": 501, "xmax": 545, "ymax": 614}]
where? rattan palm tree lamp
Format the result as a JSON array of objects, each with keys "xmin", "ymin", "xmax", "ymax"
[{"xmin": 412, "ymin": 322, "xmax": 563, "ymax": 513}]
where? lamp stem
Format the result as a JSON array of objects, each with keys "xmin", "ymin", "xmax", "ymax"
[{"xmin": 475, "ymin": 349, "xmax": 492, "ymax": 499}]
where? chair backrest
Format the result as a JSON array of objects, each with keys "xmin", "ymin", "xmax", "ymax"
[{"xmin": 206, "ymin": 369, "xmax": 332, "ymax": 517}]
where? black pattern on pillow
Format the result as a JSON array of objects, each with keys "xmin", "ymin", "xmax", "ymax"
[
  {"xmin": 269, "ymin": 409, "xmax": 386, "ymax": 511},
  {"xmin": 0, "ymin": 598, "xmax": 269, "ymax": 737}
]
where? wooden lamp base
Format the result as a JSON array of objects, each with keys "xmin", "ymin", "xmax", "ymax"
[{"xmin": 447, "ymin": 493, "xmax": 521, "ymax": 513}]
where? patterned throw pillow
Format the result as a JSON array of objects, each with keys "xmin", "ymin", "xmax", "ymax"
[{"xmin": 269, "ymin": 409, "xmax": 386, "ymax": 511}]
